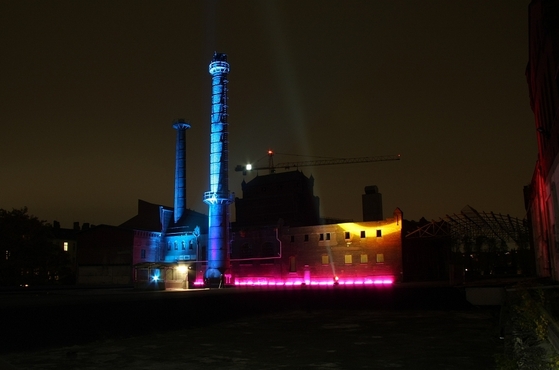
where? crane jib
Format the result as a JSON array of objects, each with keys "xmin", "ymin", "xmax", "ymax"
[{"xmin": 235, "ymin": 154, "xmax": 400, "ymax": 172}]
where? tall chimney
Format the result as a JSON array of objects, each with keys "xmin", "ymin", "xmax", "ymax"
[
  {"xmin": 173, "ymin": 119, "xmax": 191, "ymax": 223},
  {"xmin": 203, "ymin": 52, "xmax": 233, "ymax": 287}
]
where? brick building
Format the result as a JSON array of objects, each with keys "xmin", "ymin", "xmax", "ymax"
[{"xmin": 525, "ymin": 0, "xmax": 559, "ymax": 280}]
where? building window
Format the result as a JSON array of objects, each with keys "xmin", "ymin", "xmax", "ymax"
[
  {"xmin": 326, "ymin": 233, "xmax": 331, "ymax": 240},
  {"xmin": 322, "ymin": 255, "xmax": 329, "ymax": 265},
  {"xmin": 376, "ymin": 229, "xmax": 382, "ymax": 237},
  {"xmin": 360, "ymin": 254, "xmax": 368, "ymax": 264},
  {"xmin": 167, "ymin": 242, "xmax": 171, "ymax": 251},
  {"xmin": 182, "ymin": 241, "xmax": 186, "ymax": 250},
  {"xmin": 63, "ymin": 241, "xmax": 68, "ymax": 252},
  {"xmin": 345, "ymin": 232, "xmax": 350, "ymax": 239},
  {"xmin": 345, "ymin": 254, "xmax": 352, "ymax": 264},
  {"xmin": 360, "ymin": 231, "xmax": 366, "ymax": 238},
  {"xmin": 240, "ymin": 243, "xmax": 251, "ymax": 258},
  {"xmin": 319, "ymin": 233, "xmax": 324, "ymax": 241},
  {"xmin": 141, "ymin": 249, "xmax": 146, "ymax": 259},
  {"xmin": 174, "ymin": 241, "xmax": 178, "ymax": 250},
  {"xmin": 376, "ymin": 254, "xmax": 384, "ymax": 263},
  {"xmin": 290, "ymin": 235, "xmax": 295, "ymax": 242},
  {"xmin": 304, "ymin": 234, "xmax": 309, "ymax": 242},
  {"xmin": 189, "ymin": 240, "xmax": 193, "ymax": 250},
  {"xmin": 262, "ymin": 242, "xmax": 274, "ymax": 257},
  {"xmin": 289, "ymin": 256, "xmax": 296, "ymax": 272}
]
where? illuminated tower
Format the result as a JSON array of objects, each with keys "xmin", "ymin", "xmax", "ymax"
[
  {"xmin": 173, "ymin": 119, "xmax": 191, "ymax": 223},
  {"xmin": 203, "ymin": 52, "xmax": 233, "ymax": 287}
]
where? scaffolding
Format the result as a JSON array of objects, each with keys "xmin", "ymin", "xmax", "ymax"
[{"xmin": 406, "ymin": 205, "xmax": 530, "ymax": 250}]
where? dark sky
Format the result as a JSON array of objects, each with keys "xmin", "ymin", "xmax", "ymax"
[{"xmin": 1, "ymin": 0, "xmax": 536, "ymax": 227}]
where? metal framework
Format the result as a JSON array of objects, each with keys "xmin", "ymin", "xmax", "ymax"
[{"xmin": 405, "ymin": 205, "xmax": 529, "ymax": 249}]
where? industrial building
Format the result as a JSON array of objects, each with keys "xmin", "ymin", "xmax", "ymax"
[
  {"xmin": 76, "ymin": 113, "xmax": 208, "ymax": 287},
  {"xmin": 76, "ymin": 52, "xmax": 404, "ymax": 288},
  {"xmin": 229, "ymin": 206, "xmax": 403, "ymax": 286},
  {"xmin": 74, "ymin": 47, "xmax": 539, "ymax": 289}
]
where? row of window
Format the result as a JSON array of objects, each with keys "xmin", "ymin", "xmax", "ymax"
[
  {"xmin": 290, "ymin": 230, "xmax": 383, "ymax": 243},
  {"xmin": 167, "ymin": 240, "xmax": 195, "ymax": 251},
  {"xmin": 287, "ymin": 253, "xmax": 384, "ymax": 272},
  {"xmin": 321, "ymin": 253, "xmax": 384, "ymax": 265},
  {"xmin": 359, "ymin": 230, "xmax": 383, "ymax": 238},
  {"xmin": 239, "ymin": 242, "xmax": 275, "ymax": 258},
  {"xmin": 62, "ymin": 241, "xmax": 77, "ymax": 252},
  {"xmin": 140, "ymin": 249, "xmax": 384, "ymax": 263},
  {"xmin": 135, "ymin": 231, "xmax": 160, "ymax": 238}
]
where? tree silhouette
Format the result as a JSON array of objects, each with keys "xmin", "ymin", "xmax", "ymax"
[{"xmin": 0, "ymin": 207, "xmax": 71, "ymax": 286}]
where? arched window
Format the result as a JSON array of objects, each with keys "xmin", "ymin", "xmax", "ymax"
[{"xmin": 289, "ymin": 256, "xmax": 296, "ymax": 272}]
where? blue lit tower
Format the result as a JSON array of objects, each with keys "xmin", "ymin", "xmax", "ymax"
[
  {"xmin": 203, "ymin": 52, "xmax": 233, "ymax": 287},
  {"xmin": 173, "ymin": 119, "xmax": 191, "ymax": 223}
]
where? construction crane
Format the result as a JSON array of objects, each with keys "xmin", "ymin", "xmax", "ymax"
[{"xmin": 234, "ymin": 150, "xmax": 401, "ymax": 175}]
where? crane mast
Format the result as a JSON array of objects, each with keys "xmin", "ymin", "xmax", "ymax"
[{"xmin": 235, "ymin": 151, "xmax": 400, "ymax": 174}]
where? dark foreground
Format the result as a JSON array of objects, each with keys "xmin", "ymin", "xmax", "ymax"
[{"xmin": 0, "ymin": 285, "xmax": 502, "ymax": 369}]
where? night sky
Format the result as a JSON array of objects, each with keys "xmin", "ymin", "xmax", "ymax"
[{"xmin": 1, "ymin": 0, "xmax": 536, "ymax": 227}]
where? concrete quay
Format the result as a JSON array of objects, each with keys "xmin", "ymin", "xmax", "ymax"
[{"xmin": 1, "ymin": 284, "xmax": 503, "ymax": 369}]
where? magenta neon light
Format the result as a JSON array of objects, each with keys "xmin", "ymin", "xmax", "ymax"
[
  {"xmin": 193, "ymin": 277, "xmax": 394, "ymax": 287},
  {"xmin": 231, "ymin": 277, "xmax": 394, "ymax": 286}
]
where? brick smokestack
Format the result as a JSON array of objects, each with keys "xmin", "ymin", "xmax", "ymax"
[
  {"xmin": 203, "ymin": 52, "xmax": 233, "ymax": 287},
  {"xmin": 173, "ymin": 119, "xmax": 190, "ymax": 223}
]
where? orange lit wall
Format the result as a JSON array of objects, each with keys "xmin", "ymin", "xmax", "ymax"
[{"xmin": 229, "ymin": 208, "xmax": 403, "ymax": 284}]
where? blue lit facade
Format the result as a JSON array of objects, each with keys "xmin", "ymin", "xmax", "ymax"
[
  {"xmin": 203, "ymin": 52, "xmax": 234, "ymax": 287},
  {"xmin": 120, "ymin": 117, "xmax": 208, "ymax": 289}
]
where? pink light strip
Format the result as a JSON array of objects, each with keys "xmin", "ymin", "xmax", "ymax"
[
  {"xmin": 231, "ymin": 277, "xmax": 394, "ymax": 287},
  {"xmin": 193, "ymin": 277, "xmax": 394, "ymax": 287}
]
